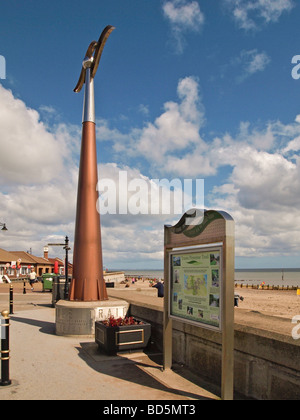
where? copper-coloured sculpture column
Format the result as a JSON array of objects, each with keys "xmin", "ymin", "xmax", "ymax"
[{"xmin": 69, "ymin": 26, "xmax": 115, "ymax": 301}]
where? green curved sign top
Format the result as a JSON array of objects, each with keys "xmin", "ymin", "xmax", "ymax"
[{"xmin": 171, "ymin": 210, "xmax": 224, "ymax": 238}]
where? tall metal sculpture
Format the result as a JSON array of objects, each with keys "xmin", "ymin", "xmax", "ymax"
[{"xmin": 69, "ymin": 26, "xmax": 115, "ymax": 301}]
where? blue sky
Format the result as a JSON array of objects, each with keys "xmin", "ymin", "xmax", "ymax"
[{"xmin": 1, "ymin": 0, "xmax": 300, "ymax": 269}]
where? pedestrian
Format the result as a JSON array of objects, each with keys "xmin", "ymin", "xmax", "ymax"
[
  {"xmin": 151, "ymin": 279, "xmax": 164, "ymax": 298},
  {"xmin": 29, "ymin": 269, "xmax": 37, "ymax": 290}
]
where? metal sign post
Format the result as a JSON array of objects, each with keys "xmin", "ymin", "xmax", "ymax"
[
  {"xmin": 48, "ymin": 236, "xmax": 71, "ymax": 298},
  {"xmin": 163, "ymin": 209, "xmax": 235, "ymax": 400}
]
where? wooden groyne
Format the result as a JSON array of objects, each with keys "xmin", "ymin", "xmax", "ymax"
[{"xmin": 235, "ymin": 283, "xmax": 299, "ymax": 291}]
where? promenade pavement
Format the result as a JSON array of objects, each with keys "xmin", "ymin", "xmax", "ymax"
[{"xmin": 0, "ymin": 285, "xmax": 220, "ymax": 401}]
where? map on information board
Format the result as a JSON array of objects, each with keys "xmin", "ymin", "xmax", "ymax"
[{"xmin": 170, "ymin": 248, "xmax": 222, "ymax": 331}]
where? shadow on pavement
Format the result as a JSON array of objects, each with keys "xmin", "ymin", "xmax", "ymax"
[
  {"xmin": 76, "ymin": 342, "xmax": 217, "ymax": 400},
  {"xmin": 10, "ymin": 315, "xmax": 56, "ymax": 335}
]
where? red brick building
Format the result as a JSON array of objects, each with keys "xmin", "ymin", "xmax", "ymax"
[{"xmin": 0, "ymin": 247, "xmax": 73, "ymax": 280}]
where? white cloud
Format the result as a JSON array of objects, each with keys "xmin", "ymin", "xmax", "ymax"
[
  {"xmin": 96, "ymin": 74, "xmax": 300, "ymax": 261},
  {"xmin": 163, "ymin": 0, "xmax": 204, "ymax": 29},
  {"xmin": 163, "ymin": 0, "xmax": 204, "ymax": 53},
  {"xmin": 234, "ymin": 49, "xmax": 271, "ymax": 82},
  {"xmin": 245, "ymin": 50, "xmax": 270, "ymax": 74},
  {"xmin": 97, "ymin": 162, "xmax": 191, "ymax": 267},
  {"xmin": 96, "ymin": 118, "xmax": 129, "ymax": 144},
  {"xmin": 136, "ymin": 76, "xmax": 206, "ymax": 167},
  {"xmin": 164, "ymin": 146, "xmax": 216, "ymax": 177},
  {"xmin": 0, "ymin": 85, "xmax": 80, "ymax": 256},
  {"xmin": 101, "ymin": 224, "xmax": 164, "ymax": 268},
  {"xmin": 0, "ymin": 87, "xmax": 61, "ymax": 185},
  {"xmin": 282, "ymin": 136, "xmax": 300, "ymax": 154},
  {"xmin": 0, "ymin": 76, "xmax": 206, "ymax": 265},
  {"xmin": 138, "ymin": 104, "xmax": 150, "ymax": 116},
  {"xmin": 0, "ymin": 85, "xmax": 80, "ymax": 187},
  {"xmin": 208, "ymin": 120, "xmax": 300, "ymax": 258},
  {"xmin": 211, "ymin": 184, "xmax": 300, "ymax": 258},
  {"xmin": 2, "ymin": 79, "xmax": 300, "ymax": 266},
  {"xmin": 236, "ymin": 121, "xmax": 275, "ymax": 150},
  {"xmin": 94, "ymin": 77, "xmax": 300, "ymax": 263},
  {"xmin": 97, "ymin": 162, "xmax": 199, "ymax": 221},
  {"xmin": 225, "ymin": 0, "xmax": 294, "ymax": 30},
  {"xmin": 95, "ymin": 77, "xmax": 207, "ymax": 175},
  {"xmin": 219, "ymin": 50, "xmax": 271, "ymax": 84}
]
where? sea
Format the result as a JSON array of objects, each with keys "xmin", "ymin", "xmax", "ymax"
[{"xmin": 121, "ymin": 269, "xmax": 300, "ymax": 288}]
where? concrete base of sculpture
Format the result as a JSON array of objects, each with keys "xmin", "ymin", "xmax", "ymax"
[{"xmin": 55, "ymin": 299, "xmax": 129, "ymax": 337}]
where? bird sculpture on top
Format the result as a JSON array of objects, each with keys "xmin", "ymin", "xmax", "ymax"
[{"xmin": 74, "ymin": 25, "xmax": 115, "ymax": 93}]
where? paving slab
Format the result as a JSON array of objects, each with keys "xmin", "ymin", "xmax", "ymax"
[{"xmin": 0, "ymin": 305, "xmax": 219, "ymax": 401}]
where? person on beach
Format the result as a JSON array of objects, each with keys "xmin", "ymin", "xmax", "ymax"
[{"xmin": 151, "ymin": 279, "xmax": 164, "ymax": 298}]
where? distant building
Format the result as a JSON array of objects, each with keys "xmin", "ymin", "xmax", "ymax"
[{"xmin": 0, "ymin": 247, "xmax": 73, "ymax": 279}]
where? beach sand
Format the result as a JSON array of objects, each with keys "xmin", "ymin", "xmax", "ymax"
[
  {"xmin": 0, "ymin": 280, "xmax": 299, "ymax": 336},
  {"xmin": 234, "ymin": 287, "xmax": 299, "ymax": 319},
  {"xmin": 1, "ymin": 280, "xmax": 299, "ymax": 318},
  {"xmin": 121, "ymin": 280, "xmax": 300, "ymax": 319}
]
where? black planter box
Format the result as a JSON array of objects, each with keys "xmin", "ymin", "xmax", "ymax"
[{"xmin": 95, "ymin": 319, "xmax": 151, "ymax": 354}]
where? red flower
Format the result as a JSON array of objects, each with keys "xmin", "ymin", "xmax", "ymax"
[{"xmin": 102, "ymin": 316, "xmax": 144, "ymax": 327}]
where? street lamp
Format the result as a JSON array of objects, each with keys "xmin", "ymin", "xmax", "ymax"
[
  {"xmin": 0, "ymin": 223, "xmax": 7, "ymax": 231},
  {"xmin": 48, "ymin": 236, "xmax": 71, "ymax": 299}
]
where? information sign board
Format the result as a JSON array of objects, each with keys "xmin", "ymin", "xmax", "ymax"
[
  {"xmin": 169, "ymin": 246, "xmax": 222, "ymax": 331},
  {"xmin": 163, "ymin": 209, "xmax": 235, "ymax": 400}
]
